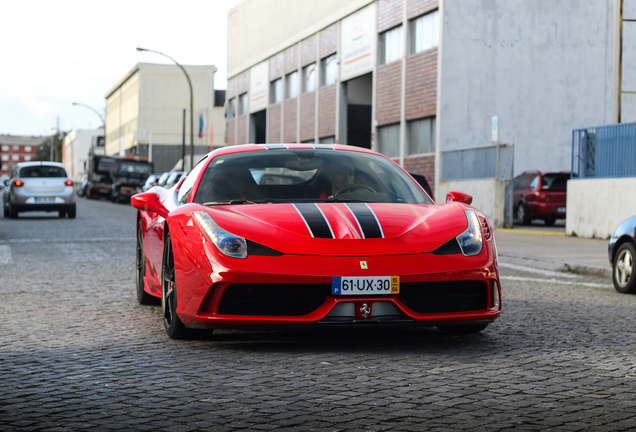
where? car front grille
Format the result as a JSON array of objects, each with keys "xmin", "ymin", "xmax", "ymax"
[
  {"xmin": 217, "ymin": 284, "xmax": 331, "ymax": 316},
  {"xmin": 399, "ymin": 281, "xmax": 489, "ymax": 314}
]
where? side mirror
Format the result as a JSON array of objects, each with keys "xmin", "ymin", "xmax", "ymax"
[
  {"xmin": 131, "ymin": 190, "xmax": 169, "ymax": 219},
  {"xmin": 446, "ymin": 191, "xmax": 473, "ymax": 205}
]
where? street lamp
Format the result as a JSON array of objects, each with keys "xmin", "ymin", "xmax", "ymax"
[
  {"xmin": 136, "ymin": 47, "xmax": 193, "ymax": 170},
  {"xmin": 72, "ymin": 102, "xmax": 105, "ymax": 128}
]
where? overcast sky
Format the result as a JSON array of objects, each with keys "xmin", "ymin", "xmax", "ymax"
[{"xmin": 0, "ymin": 0, "xmax": 241, "ymax": 136}]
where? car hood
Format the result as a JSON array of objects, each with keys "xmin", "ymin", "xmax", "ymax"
[{"xmin": 185, "ymin": 202, "xmax": 471, "ymax": 256}]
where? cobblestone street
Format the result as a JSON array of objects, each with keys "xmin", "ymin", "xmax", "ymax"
[{"xmin": 1, "ymin": 198, "xmax": 635, "ymax": 431}]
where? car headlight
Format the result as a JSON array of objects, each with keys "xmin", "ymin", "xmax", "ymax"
[
  {"xmin": 456, "ymin": 210, "xmax": 483, "ymax": 256},
  {"xmin": 193, "ymin": 212, "xmax": 248, "ymax": 259}
]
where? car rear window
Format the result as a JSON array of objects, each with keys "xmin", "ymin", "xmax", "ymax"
[
  {"xmin": 20, "ymin": 165, "xmax": 67, "ymax": 178},
  {"xmin": 541, "ymin": 174, "xmax": 570, "ymax": 189}
]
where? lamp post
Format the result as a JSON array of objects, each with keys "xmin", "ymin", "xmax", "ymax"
[
  {"xmin": 136, "ymin": 47, "xmax": 193, "ymax": 170},
  {"xmin": 71, "ymin": 102, "xmax": 105, "ymax": 128}
]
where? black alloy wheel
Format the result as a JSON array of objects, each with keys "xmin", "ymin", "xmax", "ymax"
[
  {"xmin": 515, "ymin": 203, "xmax": 530, "ymax": 225},
  {"xmin": 136, "ymin": 223, "xmax": 155, "ymax": 305},
  {"xmin": 161, "ymin": 231, "xmax": 189, "ymax": 339}
]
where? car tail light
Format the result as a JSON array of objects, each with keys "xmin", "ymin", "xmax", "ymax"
[
  {"xmin": 64, "ymin": 179, "xmax": 74, "ymax": 187},
  {"xmin": 12, "ymin": 180, "xmax": 24, "ymax": 187}
]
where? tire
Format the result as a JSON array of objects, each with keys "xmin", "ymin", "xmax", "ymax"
[
  {"xmin": 161, "ymin": 231, "xmax": 190, "ymax": 339},
  {"xmin": 58, "ymin": 210, "xmax": 66, "ymax": 218},
  {"xmin": 67, "ymin": 205, "xmax": 76, "ymax": 219},
  {"xmin": 613, "ymin": 242, "xmax": 636, "ymax": 294},
  {"xmin": 9, "ymin": 204, "xmax": 18, "ymax": 219},
  {"xmin": 437, "ymin": 323, "xmax": 489, "ymax": 334},
  {"xmin": 544, "ymin": 216, "xmax": 556, "ymax": 226},
  {"xmin": 3, "ymin": 206, "xmax": 8, "ymax": 218},
  {"xmin": 515, "ymin": 203, "xmax": 530, "ymax": 226},
  {"xmin": 136, "ymin": 222, "xmax": 156, "ymax": 305}
]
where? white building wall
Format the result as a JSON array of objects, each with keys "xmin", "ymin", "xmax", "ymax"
[
  {"xmin": 62, "ymin": 128, "xmax": 101, "ymax": 180},
  {"xmin": 106, "ymin": 63, "xmax": 221, "ymax": 158},
  {"xmin": 437, "ymin": 0, "xmax": 617, "ymax": 179},
  {"xmin": 566, "ymin": 177, "xmax": 636, "ymax": 239}
]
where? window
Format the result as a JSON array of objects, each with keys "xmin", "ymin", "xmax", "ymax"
[
  {"xmin": 378, "ymin": 26, "xmax": 403, "ymax": 65},
  {"xmin": 377, "ymin": 124, "xmax": 400, "ymax": 158},
  {"xmin": 270, "ymin": 78, "xmax": 282, "ymax": 104},
  {"xmin": 286, "ymin": 71, "xmax": 299, "ymax": 99},
  {"xmin": 319, "ymin": 136, "xmax": 335, "ymax": 144},
  {"xmin": 227, "ymin": 98, "xmax": 236, "ymax": 119},
  {"xmin": 320, "ymin": 54, "xmax": 337, "ymax": 87},
  {"xmin": 409, "ymin": 10, "xmax": 440, "ymax": 54},
  {"xmin": 1, "ymin": 155, "xmax": 8, "ymax": 161},
  {"xmin": 407, "ymin": 117, "xmax": 435, "ymax": 155},
  {"xmin": 238, "ymin": 93, "xmax": 248, "ymax": 115},
  {"xmin": 1, "ymin": 145, "xmax": 8, "ymax": 151},
  {"xmin": 24, "ymin": 155, "xmax": 31, "ymax": 162},
  {"xmin": 177, "ymin": 155, "xmax": 208, "ymax": 204},
  {"xmin": 302, "ymin": 63, "xmax": 316, "ymax": 93},
  {"xmin": 12, "ymin": 155, "xmax": 19, "ymax": 161},
  {"xmin": 25, "ymin": 146, "xmax": 32, "ymax": 152}
]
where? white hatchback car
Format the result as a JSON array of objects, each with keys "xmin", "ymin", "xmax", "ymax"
[{"xmin": 3, "ymin": 162, "xmax": 76, "ymax": 218}]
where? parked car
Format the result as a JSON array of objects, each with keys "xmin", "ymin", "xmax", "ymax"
[
  {"xmin": 132, "ymin": 144, "xmax": 501, "ymax": 339},
  {"xmin": 513, "ymin": 171, "xmax": 570, "ymax": 225},
  {"xmin": 164, "ymin": 171, "xmax": 187, "ymax": 189},
  {"xmin": 608, "ymin": 215, "xmax": 636, "ymax": 293},
  {"xmin": 3, "ymin": 161, "xmax": 76, "ymax": 218},
  {"xmin": 141, "ymin": 174, "xmax": 160, "ymax": 192}
]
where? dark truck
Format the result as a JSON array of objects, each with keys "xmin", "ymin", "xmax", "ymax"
[{"xmin": 86, "ymin": 155, "xmax": 153, "ymax": 202}]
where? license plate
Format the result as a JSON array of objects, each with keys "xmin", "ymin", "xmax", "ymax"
[
  {"xmin": 332, "ymin": 276, "xmax": 399, "ymax": 295},
  {"xmin": 35, "ymin": 196, "xmax": 55, "ymax": 202},
  {"xmin": 557, "ymin": 206, "xmax": 566, "ymax": 213}
]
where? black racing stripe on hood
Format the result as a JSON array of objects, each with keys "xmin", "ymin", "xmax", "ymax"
[
  {"xmin": 346, "ymin": 203, "xmax": 384, "ymax": 239},
  {"xmin": 293, "ymin": 203, "xmax": 334, "ymax": 238}
]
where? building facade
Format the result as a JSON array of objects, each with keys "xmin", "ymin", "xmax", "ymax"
[
  {"xmin": 0, "ymin": 135, "xmax": 44, "ymax": 177},
  {"xmin": 227, "ymin": 0, "xmax": 629, "ymax": 228},
  {"xmin": 105, "ymin": 63, "xmax": 226, "ymax": 173},
  {"xmin": 226, "ymin": 0, "xmax": 439, "ymax": 195},
  {"xmin": 62, "ymin": 128, "xmax": 103, "ymax": 180}
]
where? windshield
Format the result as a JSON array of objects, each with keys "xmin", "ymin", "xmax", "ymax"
[
  {"xmin": 193, "ymin": 149, "xmax": 432, "ymax": 205},
  {"xmin": 20, "ymin": 165, "xmax": 67, "ymax": 178},
  {"xmin": 118, "ymin": 161, "xmax": 153, "ymax": 175}
]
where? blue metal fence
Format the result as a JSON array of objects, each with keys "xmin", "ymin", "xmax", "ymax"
[{"xmin": 572, "ymin": 123, "xmax": 636, "ymax": 178}]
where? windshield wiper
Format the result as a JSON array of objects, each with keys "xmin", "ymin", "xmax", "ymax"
[{"xmin": 203, "ymin": 199, "xmax": 258, "ymax": 206}]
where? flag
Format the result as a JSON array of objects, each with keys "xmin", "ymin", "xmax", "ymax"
[{"xmin": 198, "ymin": 113, "xmax": 204, "ymax": 139}]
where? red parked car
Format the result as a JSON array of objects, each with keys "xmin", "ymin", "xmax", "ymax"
[
  {"xmin": 513, "ymin": 171, "xmax": 570, "ymax": 226},
  {"xmin": 132, "ymin": 144, "xmax": 501, "ymax": 339}
]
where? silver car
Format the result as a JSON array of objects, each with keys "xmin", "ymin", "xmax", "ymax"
[{"xmin": 3, "ymin": 162, "xmax": 76, "ymax": 219}]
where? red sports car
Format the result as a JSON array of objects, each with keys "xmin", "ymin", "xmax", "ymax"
[{"xmin": 132, "ymin": 144, "xmax": 501, "ymax": 339}]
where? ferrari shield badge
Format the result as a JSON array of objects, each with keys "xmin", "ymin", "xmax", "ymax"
[{"xmin": 360, "ymin": 261, "xmax": 368, "ymax": 269}]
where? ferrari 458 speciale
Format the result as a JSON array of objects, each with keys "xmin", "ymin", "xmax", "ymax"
[{"xmin": 132, "ymin": 144, "xmax": 501, "ymax": 339}]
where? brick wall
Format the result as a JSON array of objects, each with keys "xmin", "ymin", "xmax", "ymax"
[
  {"xmin": 301, "ymin": 34, "xmax": 317, "ymax": 66},
  {"xmin": 320, "ymin": 23, "xmax": 338, "ymax": 58},
  {"xmin": 318, "ymin": 85, "xmax": 336, "ymax": 138},
  {"xmin": 405, "ymin": 48, "xmax": 437, "ymax": 120},
  {"xmin": 284, "ymin": 99, "xmax": 297, "ymax": 142},
  {"xmin": 376, "ymin": 61, "xmax": 402, "ymax": 126},
  {"xmin": 407, "ymin": 0, "xmax": 438, "ymax": 19},
  {"xmin": 226, "ymin": 118, "xmax": 235, "ymax": 146},
  {"xmin": 268, "ymin": 104, "xmax": 282, "ymax": 143},
  {"xmin": 378, "ymin": 0, "xmax": 403, "ymax": 32},
  {"xmin": 269, "ymin": 52, "xmax": 284, "ymax": 81},
  {"xmin": 300, "ymin": 93, "xmax": 316, "ymax": 141},
  {"xmin": 285, "ymin": 44, "xmax": 299, "ymax": 74},
  {"xmin": 404, "ymin": 154, "xmax": 436, "ymax": 198}
]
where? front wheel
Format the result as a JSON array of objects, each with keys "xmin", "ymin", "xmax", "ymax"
[
  {"xmin": 613, "ymin": 242, "xmax": 636, "ymax": 294},
  {"xmin": 161, "ymin": 231, "xmax": 190, "ymax": 339}
]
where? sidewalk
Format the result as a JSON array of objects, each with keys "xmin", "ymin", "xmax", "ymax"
[{"xmin": 494, "ymin": 227, "xmax": 611, "ymax": 279}]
